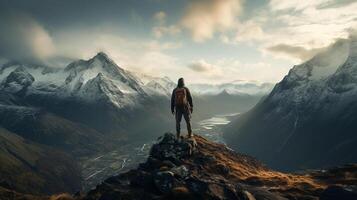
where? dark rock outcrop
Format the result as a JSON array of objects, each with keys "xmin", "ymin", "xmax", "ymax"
[
  {"xmin": 81, "ymin": 133, "xmax": 357, "ymax": 200},
  {"xmin": 83, "ymin": 133, "xmax": 254, "ymax": 200}
]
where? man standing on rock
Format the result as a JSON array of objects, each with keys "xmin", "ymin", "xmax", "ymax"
[{"xmin": 171, "ymin": 78, "xmax": 193, "ymax": 139}]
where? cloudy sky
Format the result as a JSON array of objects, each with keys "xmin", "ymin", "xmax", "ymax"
[{"xmin": 0, "ymin": 0, "xmax": 356, "ymax": 84}]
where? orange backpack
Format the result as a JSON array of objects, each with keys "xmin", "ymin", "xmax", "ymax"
[{"xmin": 175, "ymin": 88, "xmax": 188, "ymax": 106}]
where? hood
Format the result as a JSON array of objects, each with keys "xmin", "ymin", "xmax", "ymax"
[{"xmin": 177, "ymin": 78, "xmax": 185, "ymax": 88}]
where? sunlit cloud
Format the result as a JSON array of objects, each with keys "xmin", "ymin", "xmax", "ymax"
[
  {"xmin": 234, "ymin": 21, "xmax": 265, "ymax": 43},
  {"xmin": 180, "ymin": 0, "xmax": 243, "ymax": 42},
  {"xmin": 269, "ymin": 0, "xmax": 329, "ymax": 11},
  {"xmin": 227, "ymin": 0, "xmax": 357, "ymax": 62},
  {"xmin": 266, "ymin": 44, "xmax": 326, "ymax": 61},
  {"xmin": 188, "ymin": 60, "xmax": 222, "ymax": 76}
]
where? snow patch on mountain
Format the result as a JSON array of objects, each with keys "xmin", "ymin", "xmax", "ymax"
[
  {"xmin": 64, "ymin": 52, "xmax": 144, "ymax": 96},
  {"xmin": 145, "ymin": 76, "xmax": 176, "ymax": 96},
  {"xmin": 0, "ymin": 52, "xmax": 151, "ymax": 108},
  {"xmin": 286, "ymin": 39, "xmax": 350, "ymax": 83},
  {"xmin": 76, "ymin": 73, "xmax": 141, "ymax": 107},
  {"xmin": 1, "ymin": 66, "xmax": 35, "ymax": 93}
]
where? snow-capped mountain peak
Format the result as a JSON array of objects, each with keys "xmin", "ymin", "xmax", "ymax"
[
  {"xmin": 1, "ymin": 66, "xmax": 35, "ymax": 93},
  {"xmin": 224, "ymin": 35, "xmax": 357, "ymax": 171},
  {"xmin": 93, "ymin": 52, "xmax": 111, "ymax": 62},
  {"xmin": 63, "ymin": 52, "xmax": 145, "ymax": 96},
  {"xmin": 284, "ymin": 39, "xmax": 350, "ymax": 86},
  {"xmin": 0, "ymin": 52, "xmax": 154, "ymax": 108}
]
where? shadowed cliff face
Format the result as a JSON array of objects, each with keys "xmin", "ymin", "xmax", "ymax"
[
  {"xmin": 223, "ymin": 39, "xmax": 357, "ymax": 171},
  {"xmin": 2, "ymin": 133, "xmax": 357, "ymax": 200}
]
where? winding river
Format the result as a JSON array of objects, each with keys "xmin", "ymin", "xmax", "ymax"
[{"xmin": 80, "ymin": 112, "xmax": 239, "ymax": 191}]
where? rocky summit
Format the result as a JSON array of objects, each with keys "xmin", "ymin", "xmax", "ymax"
[
  {"xmin": 81, "ymin": 133, "xmax": 357, "ymax": 200},
  {"xmin": 2, "ymin": 133, "xmax": 357, "ymax": 200}
]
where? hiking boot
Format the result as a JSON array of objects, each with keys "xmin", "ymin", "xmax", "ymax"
[{"xmin": 176, "ymin": 133, "xmax": 180, "ymax": 140}]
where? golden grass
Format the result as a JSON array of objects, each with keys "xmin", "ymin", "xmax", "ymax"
[
  {"xmin": 49, "ymin": 193, "xmax": 74, "ymax": 200},
  {"xmin": 191, "ymin": 135, "xmax": 327, "ymax": 195}
]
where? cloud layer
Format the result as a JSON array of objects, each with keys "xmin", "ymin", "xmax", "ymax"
[
  {"xmin": 1, "ymin": 0, "xmax": 356, "ymax": 84},
  {"xmin": 0, "ymin": 12, "xmax": 55, "ymax": 63},
  {"xmin": 266, "ymin": 44, "xmax": 326, "ymax": 61},
  {"xmin": 253, "ymin": 0, "xmax": 357, "ymax": 61},
  {"xmin": 186, "ymin": 58, "xmax": 288, "ymax": 84}
]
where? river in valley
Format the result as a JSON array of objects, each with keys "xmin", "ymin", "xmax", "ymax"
[{"xmin": 80, "ymin": 112, "xmax": 240, "ymax": 191}]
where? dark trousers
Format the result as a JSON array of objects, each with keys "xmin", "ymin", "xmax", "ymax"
[{"xmin": 175, "ymin": 107, "xmax": 192, "ymax": 136}]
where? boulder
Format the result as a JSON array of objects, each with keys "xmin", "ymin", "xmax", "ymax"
[
  {"xmin": 171, "ymin": 165, "xmax": 189, "ymax": 178},
  {"xmin": 150, "ymin": 133, "xmax": 197, "ymax": 163},
  {"xmin": 153, "ymin": 171, "xmax": 176, "ymax": 194}
]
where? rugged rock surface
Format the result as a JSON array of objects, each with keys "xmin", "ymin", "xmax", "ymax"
[{"xmin": 80, "ymin": 133, "xmax": 357, "ymax": 200}]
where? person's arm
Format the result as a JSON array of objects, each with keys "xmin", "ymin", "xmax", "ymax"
[
  {"xmin": 171, "ymin": 89, "xmax": 175, "ymax": 114},
  {"xmin": 186, "ymin": 87, "xmax": 193, "ymax": 110}
]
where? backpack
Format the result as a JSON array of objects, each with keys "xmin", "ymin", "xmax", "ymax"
[{"xmin": 175, "ymin": 88, "xmax": 188, "ymax": 106}]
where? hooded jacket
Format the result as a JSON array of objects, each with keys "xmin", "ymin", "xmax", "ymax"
[{"xmin": 171, "ymin": 78, "xmax": 193, "ymax": 113}]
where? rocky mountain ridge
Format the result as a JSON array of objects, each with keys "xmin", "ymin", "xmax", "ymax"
[{"xmin": 2, "ymin": 133, "xmax": 357, "ymax": 200}]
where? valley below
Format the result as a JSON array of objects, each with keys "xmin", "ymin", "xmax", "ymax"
[
  {"xmin": 1, "ymin": 44, "xmax": 357, "ymax": 199},
  {"xmin": 80, "ymin": 112, "xmax": 240, "ymax": 191}
]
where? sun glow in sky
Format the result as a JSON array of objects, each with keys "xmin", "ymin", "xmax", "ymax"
[{"xmin": 0, "ymin": 0, "xmax": 356, "ymax": 84}]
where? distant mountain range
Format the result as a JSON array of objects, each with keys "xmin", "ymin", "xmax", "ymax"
[
  {"xmin": 224, "ymin": 36, "xmax": 357, "ymax": 171},
  {"xmin": 0, "ymin": 52, "xmax": 269, "ymax": 194},
  {"xmin": 188, "ymin": 81, "xmax": 274, "ymax": 96}
]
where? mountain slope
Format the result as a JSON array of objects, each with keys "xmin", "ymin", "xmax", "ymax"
[
  {"xmin": 0, "ymin": 52, "xmax": 172, "ymax": 142},
  {"xmin": 0, "ymin": 91, "xmax": 111, "ymax": 156},
  {"xmin": 0, "ymin": 127, "xmax": 81, "ymax": 195},
  {"xmin": 224, "ymin": 37, "xmax": 357, "ymax": 171}
]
